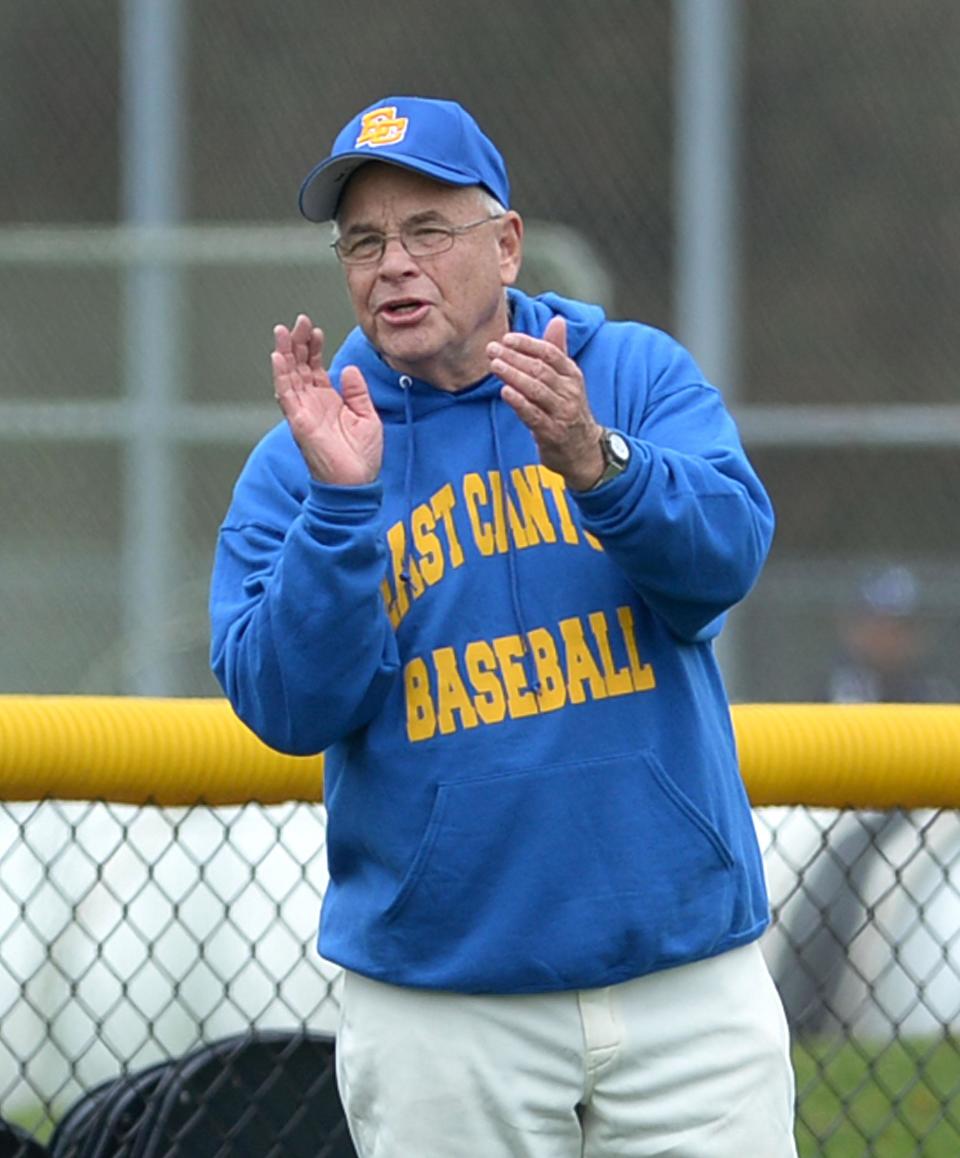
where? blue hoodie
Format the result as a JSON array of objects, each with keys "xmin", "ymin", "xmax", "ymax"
[{"xmin": 210, "ymin": 288, "xmax": 775, "ymax": 994}]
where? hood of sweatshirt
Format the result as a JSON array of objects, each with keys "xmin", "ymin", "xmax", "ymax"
[{"xmin": 328, "ymin": 288, "xmax": 607, "ymax": 422}]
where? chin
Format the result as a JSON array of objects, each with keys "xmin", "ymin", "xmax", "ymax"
[{"xmin": 379, "ymin": 335, "xmax": 440, "ymax": 371}]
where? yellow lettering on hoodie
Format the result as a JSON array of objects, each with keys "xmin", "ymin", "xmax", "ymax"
[
  {"xmin": 463, "ymin": 472, "xmax": 495, "ymax": 556},
  {"xmin": 405, "ymin": 657, "xmax": 436, "ymax": 742},
  {"xmin": 511, "ymin": 466, "xmax": 558, "ymax": 547},
  {"xmin": 589, "ymin": 610, "xmax": 635, "ymax": 697},
  {"xmin": 486, "ymin": 472, "xmax": 510, "ymax": 553},
  {"xmin": 617, "ymin": 605, "xmax": 656, "ymax": 691},
  {"xmin": 539, "ymin": 468, "xmax": 580, "ymax": 545},
  {"xmin": 386, "ymin": 521, "xmax": 425, "ymax": 628},
  {"xmin": 559, "ymin": 616, "xmax": 608, "ymax": 704},
  {"xmin": 411, "ymin": 500, "xmax": 443, "ymax": 587},
  {"xmin": 465, "ymin": 640, "xmax": 507, "ymax": 724},
  {"xmin": 492, "ymin": 633, "xmax": 539, "ymax": 718},
  {"xmin": 402, "ymin": 607, "xmax": 656, "ymax": 742},
  {"xmin": 434, "ymin": 646, "xmax": 480, "ymax": 733},
  {"xmin": 431, "ymin": 483, "xmax": 464, "ymax": 568},
  {"xmin": 527, "ymin": 627, "xmax": 567, "ymax": 711},
  {"xmin": 468, "ymin": 469, "xmax": 532, "ymax": 553},
  {"xmin": 503, "ymin": 487, "xmax": 531, "ymax": 549}
]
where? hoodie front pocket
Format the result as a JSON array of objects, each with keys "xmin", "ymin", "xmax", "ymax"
[{"xmin": 381, "ymin": 750, "xmax": 738, "ymax": 987}]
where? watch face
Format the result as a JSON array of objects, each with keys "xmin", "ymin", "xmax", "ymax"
[{"xmin": 607, "ymin": 432, "xmax": 630, "ymax": 464}]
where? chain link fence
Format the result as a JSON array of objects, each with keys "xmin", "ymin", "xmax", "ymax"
[
  {"xmin": 761, "ymin": 808, "xmax": 960, "ymax": 1154},
  {"xmin": 2, "ymin": 800, "xmax": 960, "ymax": 1154},
  {"xmin": 0, "ymin": 800, "xmax": 343, "ymax": 1151}
]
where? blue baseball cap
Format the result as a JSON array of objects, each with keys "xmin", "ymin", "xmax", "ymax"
[
  {"xmin": 298, "ymin": 96, "xmax": 511, "ymax": 222},
  {"xmin": 857, "ymin": 565, "xmax": 919, "ymax": 617}
]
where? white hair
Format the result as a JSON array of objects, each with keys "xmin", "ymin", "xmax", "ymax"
[{"xmin": 478, "ymin": 190, "xmax": 507, "ymax": 217}]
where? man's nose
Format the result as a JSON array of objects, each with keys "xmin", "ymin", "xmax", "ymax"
[{"xmin": 378, "ymin": 234, "xmax": 418, "ymax": 274}]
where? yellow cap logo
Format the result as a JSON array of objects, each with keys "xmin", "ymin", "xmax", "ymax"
[{"xmin": 355, "ymin": 107, "xmax": 409, "ymax": 149}]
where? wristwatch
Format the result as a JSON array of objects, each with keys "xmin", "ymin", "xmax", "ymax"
[{"xmin": 591, "ymin": 428, "xmax": 631, "ymax": 487}]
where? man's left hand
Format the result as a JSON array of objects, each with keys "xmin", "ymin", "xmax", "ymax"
[{"xmin": 488, "ymin": 316, "xmax": 605, "ymax": 492}]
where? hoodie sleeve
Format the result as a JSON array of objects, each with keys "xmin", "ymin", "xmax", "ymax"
[
  {"xmin": 209, "ymin": 428, "xmax": 400, "ymax": 755},
  {"xmin": 570, "ymin": 327, "xmax": 774, "ymax": 643}
]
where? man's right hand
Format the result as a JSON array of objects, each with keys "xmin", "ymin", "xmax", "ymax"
[{"xmin": 272, "ymin": 313, "xmax": 383, "ymax": 485}]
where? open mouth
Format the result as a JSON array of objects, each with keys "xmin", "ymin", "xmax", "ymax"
[{"xmin": 378, "ymin": 299, "xmax": 430, "ymax": 324}]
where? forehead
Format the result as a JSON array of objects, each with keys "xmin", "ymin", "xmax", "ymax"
[{"xmin": 338, "ymin": 163, "xmax": 485, "ymax": 225}]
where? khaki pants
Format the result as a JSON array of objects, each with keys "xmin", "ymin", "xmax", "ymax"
[{"xmin": 336, "ymin": 941, "xmax": 798, "ymax": 1157}]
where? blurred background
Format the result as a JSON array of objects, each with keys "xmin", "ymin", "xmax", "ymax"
[
  {"xmin": 3, "ymin": 3, "xmax": 960, "ymax": 1153},
  {"xmin": 3, "ymin": 0, "xmax": 959, "ymax": 702}
]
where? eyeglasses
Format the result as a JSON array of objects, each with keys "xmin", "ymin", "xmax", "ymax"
[{"xmin": 332, "ymin": 215, "xmax": 504, "ymax": 266}]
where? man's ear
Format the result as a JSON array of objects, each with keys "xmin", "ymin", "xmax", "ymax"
[{"xmin": 498, "ymin": 211, "xmax": 524, "ymax": 287}]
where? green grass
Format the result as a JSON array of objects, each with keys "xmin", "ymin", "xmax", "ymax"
[
  {"xmin": 6, "ymin": 1105, "xmax": 55, "ymax": 1144},
  {"xmin": 9, "ymin": 1036, "xmax": 960, "ymax": 1154},
  {"xmin": 794, "ymin": 1035, "xmax": 960, "ymax": 1157}
]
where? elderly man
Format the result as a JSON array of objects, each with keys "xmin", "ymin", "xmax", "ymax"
[{"xmin": 210, "ymin": 96, "xmax": 797, "ymax": 1157}]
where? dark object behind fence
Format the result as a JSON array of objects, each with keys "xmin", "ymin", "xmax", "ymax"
[
  {"xmin": 2, "ymin": 1115, "xmax": 49, "ymax": 1157},
  {"xmin": 47, "ymin": 1029, "xmax": 355, "ymax": 1158}
]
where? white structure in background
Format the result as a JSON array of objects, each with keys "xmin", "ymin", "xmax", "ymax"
[
  {"xmin": 0, "ymin": 802, "xmax": 340, "ymax": 1119},
  {"xmin": 759, "ymin": 808, "xmax": 960, "ymax": 1039}
]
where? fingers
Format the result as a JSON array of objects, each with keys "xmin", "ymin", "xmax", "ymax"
[
  {"xmin": 340, "ymin": 365, "xmax": 376, "ymax": 418},
  {"xmin": 497, "ymin": 379, "xmax": 549, "ymax": 433},
  {"xmin": 271, "ymin": 335, "xmax": 305, "ymax": 392},
  {"xmin": 487, "ymin": 331, "xmax": 580, "ymax": 418},
  {"xmin": 273, "ymin": 324, "xmax": 293, "ymax": 357},
  {"xmin": 488, "ymin": 323, "xmax": 602, "ymax": 488},
  {"xmin": 542, "ymin": 315, "xmax": 568, "ymax": 354},
  {"xmin": 488, "ymin": 329, "xmax": 575, "ymax": 395},
  {"xmin": 273, "ymin": 315, "xmax": 323, "ymax": 366},
  {"xmin": 271, "ymin": 349, "xmax": 301, "ymax": 412},
  {"xmin": 291, "ymin": 314, "xmax": 312, "ymax": 367},
  {"xmin": 272, "ymin": 315, "xmax": 326, "ymax": 407},
  {"xmin": 491, "ymin": 329, "xmax": 572, "ymax": 372},
  {"xmin": 308, "ymin": 326, "xmax": 325, "ymax": 372},
  {"xmin": 488, "ymin": 343, "xmax": 548, "ymax": 392},
  {"xmin": 290, "ymin": 313, "xmax": 314, "ymax": 347}
]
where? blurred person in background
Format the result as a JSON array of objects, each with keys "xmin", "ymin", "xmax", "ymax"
[
  {"xmin": 828, "ymin": 564, "xmax": 956, "ymax": 704},
  {"xmin": 210, "ymin": 96, "xmax": 797, "ymax": 1156},
  {"xmin": 772, "ymin": 564, "xmax": 956, "ymax": 1035}
]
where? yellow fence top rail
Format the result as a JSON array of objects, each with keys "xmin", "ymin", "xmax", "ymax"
[{"xmin": 0, "ymin": 696, "xmax": 958, "ymax": 809}]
